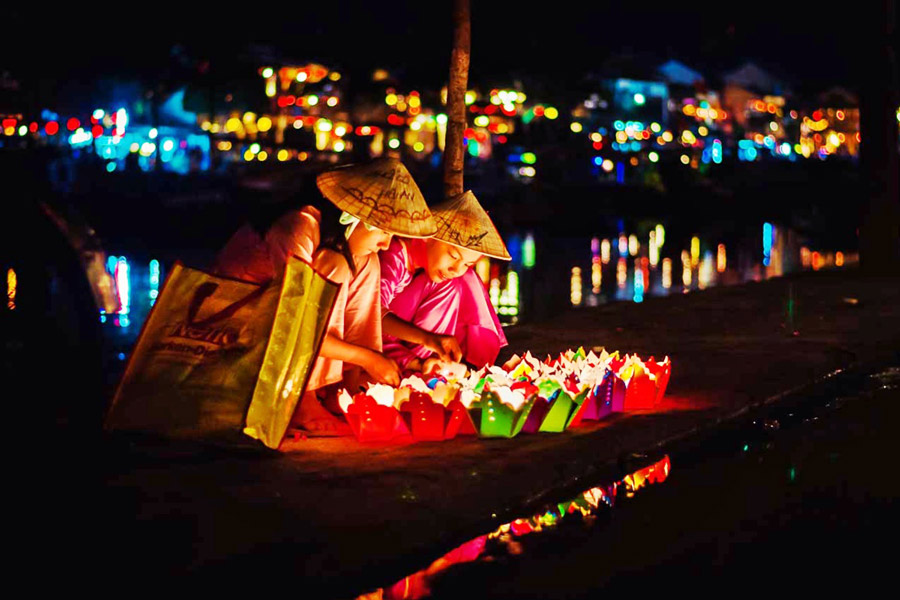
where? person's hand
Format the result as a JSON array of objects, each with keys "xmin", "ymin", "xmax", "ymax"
[
  {"xmin": 422, "ymin": 357, "xmax": 444, "ymax": 375},
  {"xmin": 362, "ymin": 352, "xmax": 401, "ymax": 386},
  {"xmin": 423, "ymin": 333, "xmax": 463, "ymax": 363}
]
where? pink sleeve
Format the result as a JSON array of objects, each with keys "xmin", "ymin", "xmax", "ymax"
[
  {"xmin": 379, "ymin": 238, "xmax": 410, "ymax": 311},
  {"xmin": 265, "ymin": 205, "xmax": 321, "ymax": 276}
]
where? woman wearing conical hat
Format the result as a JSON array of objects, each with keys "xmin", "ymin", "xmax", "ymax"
[
  {"xmin": 214, "ymin": 157, "xmax": 437, "ymax": 434},
  {"xmin": 380, "ymin": 190, "xmax": 511, "ymax": 371}
]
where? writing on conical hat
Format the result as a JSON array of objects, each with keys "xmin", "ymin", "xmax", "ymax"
[
  {"xmin": 316, "ymin": 158, "xmax": 436, "ymax": 237},
  {"xmin": 431, "ymin": 190, "xmax": 511, "ymax": 260}
]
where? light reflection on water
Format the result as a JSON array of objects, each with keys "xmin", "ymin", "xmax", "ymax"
[
  {"xmin": 357, "ymin": 456, "xmax": 672, "ymax": 600},
  {"xmin": 101, "ymin": 222, "xmax": 856, "ymax": 355},
  {"xmin": 563, "ymin": 223, "xmax": 856, "ymax": 308}
]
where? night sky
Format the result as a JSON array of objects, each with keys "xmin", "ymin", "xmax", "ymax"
[{"xmin": 4, "ymin": 2, "xmax": 879, "ymax": 97}]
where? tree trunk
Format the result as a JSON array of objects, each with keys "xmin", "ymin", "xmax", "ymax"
[
  {"xmin": 858, "ymin": 0, "xmax": 900, "ymax": 274},
  {"xmin": 443, "ymin": 0, "xmax": 471, "ymax": 200}
]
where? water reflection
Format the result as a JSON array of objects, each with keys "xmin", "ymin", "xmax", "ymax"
[
  {"xmin": 360, "ymin": 455, "xmax": 672, "ymax": 600},
  {"xmin": 7, "ymin": 268, "xmax": 16, "ymax": 311},
  {"xmin": 565, "ymin": 222, "xmax": 856, "ymax": 307}
]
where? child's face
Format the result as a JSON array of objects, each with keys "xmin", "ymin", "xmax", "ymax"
[
  {"xmin": 348, "ymin": 225, "xmax": 393, "ymax": 257},
  {"xmin": 424, "ymin": 239, "xmax": 482, "ymax": 283}
]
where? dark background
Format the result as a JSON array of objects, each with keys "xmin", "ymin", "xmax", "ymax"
[{"xmin": 3, "ymin": 2, "xmax": 870, "ymax": 97}]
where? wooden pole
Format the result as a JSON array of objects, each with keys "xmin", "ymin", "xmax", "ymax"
[{"xmin": 443, "ymin": 0, "xmax": 471, "ymax": 200}]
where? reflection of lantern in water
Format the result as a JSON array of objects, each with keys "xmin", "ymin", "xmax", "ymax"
[
  {"xmin": 763, "ymin": 222, "xmax": 774, "ymax": 267},
  {"xmin": 648, "ymin": 231, "xmax": 659, "ymax": 267},
  {"xmin": 717, "ymin": 244, "xmax": 726, "ymax": 273},
  {"xmin": 681, "ymin": 251, "xmax": 692, "ymax": 288},
  {"xmin": 628, "ymin": 234, "xmax": 639, "ymax": 256},
  {"xmin": 616, "ymin": 258, "xmax": 627, "ymax": 289},
  {"xmin": 522, "ymin": 233, "xmax": 536, "ymax": 269},
  {"xmin": 6, "ymin": 268, "xmax": 15, "ymax": 310},
  {"xmin": 591, "ymin": 261, "xmax": 601, "ymax": 293},
  {"xmin": 600, "ymin": 239, "xmax": 611, "ymax": 264},
  {"xmin": 836, "ymin": 251, "xmax": 844, "ymax": 267},
  {"xmin": 662, "ymin": 258, "xmax": 672, "ymax": 289},
  {"xmin": 618, "ymin": 234, "xmax": 628, "ymax": 256},
  {"xmin": 149, "ymin": 259, "xmax": 160, "ymax": 305},
  {"xmin": 590, "ymin": 237, "xmax": 599, "ymax": 257},
  {"xmin": 115, "ymin": 258, "xmax": 130, "ymax": 328},
  {"xmin": 570, "ymin": 267, "xmax": 582, "ymax": 306},
  {"xmin": 690, "ymin": 237, "xmax": 700, "ymax": 267},
  {"xmin": 499, "ymin": 270, "xmax": 520, "ymax": 318},
  {"xmin": 633, "ymin": 259, "xmax": 644, "ymax": 303},
  {"xmin": 490, "ymin": 277, "xmax": 501, "ymax": 310},
  {"xmin": 812, "ymin": 251, "xmax": 822, "ymax": 271},
  {"xmin": 655, "ymin": 224, "xmax": 665, "ymax": 247},
  {"xmin": 699, "ymin": 251, "xmax": 714, "ymax": 289},
  {"xmin": 800, "ymin": 247, "xmax": 811, "ymax": 269}
]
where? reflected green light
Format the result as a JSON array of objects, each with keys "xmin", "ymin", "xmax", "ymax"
[{"xmin": 523, "ymin": 234, "xmax": 535, "ymax": 268}]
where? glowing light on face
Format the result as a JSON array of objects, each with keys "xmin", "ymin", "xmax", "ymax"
[
  {"xmin": 570, "ymin": 267, "xmax": 583, "ymax": 306},
  {"xmin": 475, "ymin": 256, "xmax": 491, "ymax": 285}
]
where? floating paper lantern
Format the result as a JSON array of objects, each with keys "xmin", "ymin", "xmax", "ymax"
[
  {"xmin": 468, "ymin": 387, "xmax": 536, "ymax": 438},
  {"xmin": 336, "ymin": 348, "xmax": 672, "ymax": 443},
  {"xmin": 339, "ymin": 391, "xmax": 410, "ymax": 442}
]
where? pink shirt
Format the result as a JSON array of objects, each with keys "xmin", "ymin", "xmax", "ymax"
[{"xmin": 379, "ymin": 237, "xmax": 429, "ymax": 311}]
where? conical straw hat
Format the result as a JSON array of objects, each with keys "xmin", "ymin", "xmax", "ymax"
[
  {"xmin": 430, "ymin": 190, "xmax": 511, "ymax": 260},
  {"xmin": 316, "ymin": 158, "xmax": 437, "ymax": 238}
]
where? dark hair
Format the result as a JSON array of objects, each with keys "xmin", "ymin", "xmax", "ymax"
[
  {"xmin": 243, "ymin": 166, "xmax": 356, "ymax": 275},
  {"xmin": 316, "ymin": 199, "xmax": 357, "ymax": 276}
]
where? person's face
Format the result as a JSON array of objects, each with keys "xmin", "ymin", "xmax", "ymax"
[
  {"xmin": 424, "ymin": 239, "xmax": 482, "ymax": 282},
  {"xmin": 348, "ymin": 224, "xmax": 393, "ymax": 257}
]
